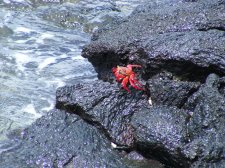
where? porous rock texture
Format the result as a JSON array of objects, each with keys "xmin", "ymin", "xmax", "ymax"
[
  {"xmin": 82, "ymin": 0, "xmax": 225, "ymax": 82},
  {"xmin": 1, "ymin": 0, "xmax": 224, "ymax": 168},
  {"xmin": 0, "ymin": 109, "xmax": 132, "ymax": 168},
  {"xmin": 132, "ymin": 74, "xmax": 225, "ymax": 168},
  {"xmin": 55, "ymin": 74, "xmax": 225, "ymax": 168},
  {"xmin": 55, "ymin": 82, "xmax": 147, "ymax": 147},
  {"xmin": 78, "ymin": 0, "xmax": 225, "ymax": 167}
]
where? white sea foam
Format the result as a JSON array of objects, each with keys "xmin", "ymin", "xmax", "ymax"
[
  {"xmin": 22, "ymin": 104, "xmax": 42, "ymax": 119},
  {"xmin": 71, "ymin": 55, "xmax": 85, "ymax": 60},
  {"xmin": 36, "ymin": 33, "xmax": 54, "ymax": 44},
  {"xmin": 15, "ymin": 27, "xmax": 33, "ymax": 34},
  {"xmin": 59, "ymin": 54, "xmax": 68, "ymax": 59},
  {"xmin": 40, "ymin": 100, "xmax": 54, "ymax": 112},
  {"xmin": 3, "ymin": 0, "xmax": 11, "ymax": 4},
  {"xmin": 15, "ymin": 40, "xmax": 28, "ymax": 44},
  {"xmin": 14, "ymin": 52, "xmax": 31, "ymax": 72},
  {"xmin": 46, "ymin": 79, "xmax": 65, "ymax": 88},
  {"xmin": 38, "ymin": 57, "xmax": 56, "ymax": 70},
  {"xmin": 3, "ymin": 0, "xmax": 26, "ymax": 3}
]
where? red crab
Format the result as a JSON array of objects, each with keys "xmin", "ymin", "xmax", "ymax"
[{"xmin": 112, "ymin": 64, "xmax": 144, "ymax": 93}]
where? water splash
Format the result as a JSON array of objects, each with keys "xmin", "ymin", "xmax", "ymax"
[{"xmin": 0, "ymin": 0, "xmax": 146, "ymax": 152}]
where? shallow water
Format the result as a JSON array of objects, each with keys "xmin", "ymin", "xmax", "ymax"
[{"xmin": 0, "ymin": 0, "xmax": 145, "ymax": 152}]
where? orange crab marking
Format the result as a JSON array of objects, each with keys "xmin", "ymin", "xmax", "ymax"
[{"xmin": 112, "ymin": 64, "xmax": 144, "ymax": 93}]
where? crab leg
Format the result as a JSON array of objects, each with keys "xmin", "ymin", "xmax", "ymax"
[
  {"xmin": 127, "ymin": 64, "xmax": 142, "ymax": 68},
  {"xmin": 121, "ymin": 76, "xmax": 131, "ymax": 93},
  {"xmin": 129, "ymin": 74, "xmax": 144, "ymax": 90},
  {"xmin": 127, "ymin": 64, "xmax": 142, "ymax": 70}
]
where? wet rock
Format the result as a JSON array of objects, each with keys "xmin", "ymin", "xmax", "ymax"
[
  {"xmin": 131, "ymin": 106, "xmax": 191, "ymax": 168},
  {"xmin": 78, "ymin": 0, "xmax": 225, "ymax": 167},
  {"xmin": 39, "ymin": 0, "xmax": 123, "ymax": 32},
  {"xmin": 131, "ymin": 74, "xmax": 225, "ymax": 168},
  {"xmin": 82, "ymin": 0, "xmax": 225, "ymax": 81},
  {"xmin": 55, "ymin": 73, "xmax": 225, "ymax": 168},
  {"xmin": 147, "ymin": 76, "xmax": 200, "ymax": 108},
  {"xmin": 183, "ymin": 74, "xmax": 225, "ymax": 168},
  {"xmin": 125, "ymin": 151, "xmax": 165, "ymax": 168},
  {"xmin": 55, "ymin": 81, "xmax": 167, "ymax": 167},
  {"xmin": 54, "ymin": 78, "xmax": 193, "ymax": 167},
  {"xmin": 0, "ymin": 109, "xmax": 130, "ymax": 168},
  {"xmin": 56, "ymin": 81, "xmax": 147, "ymax": 147}
]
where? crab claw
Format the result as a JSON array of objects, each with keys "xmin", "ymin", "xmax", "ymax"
[
  {"xmin": 112, "ymin": 67, "xmax": 117, "ymax": 73},
  {"xmin": 112, "ymin": 67, "xmax": 125, "ymax": 82}
]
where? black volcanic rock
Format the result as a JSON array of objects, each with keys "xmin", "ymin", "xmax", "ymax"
[
  {"xmin": 56, "ymin": 81, "xmax": 147, "ymax": 147},
  {"xmin": 55, "ymin": 73, "xmax": 225, "ymax": 167},
  {"xmin": 2, "ymin": 0, "xmax": 224, "ymax": 168},
  {"xmin": 0, "ymin": 109, "xmax": 131, "ymax": 168},
  {"xmin": 82, "ymin": 0, "xmax": 225, "ymax": 82},
  {"xmin": 131, "ymin": 106, "xmax": 191, "ymax": 168},
  {"xmin": 79, "ymin": 0, "xmax": 225, "ymax": 167},
  {"xmin": 183, "ymin": 74, "xmax": 225, "ymax": 168},
  {"xmin": 147, "ymin": 77, "xmax": 200, "ymax": 108},
  {"xmin": 131, "ymin": 74, "xmax": 225, "ymax": 168}
]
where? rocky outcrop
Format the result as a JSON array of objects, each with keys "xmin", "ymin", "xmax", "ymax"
[
  {"xmin": 0, "ymin": 109, "xmax": 132, "ymax": 168},
  {"xmin": 55, "ymin": 74, "xmax": 225, "ymax": 168},
  {"xmin": 55, "ymin": 81, "xmax": 191, "ymax": 167},
  {"xmin": 132, "ymin": 74, "xmax": 225, "ymax": 168},
  {"xmin": 132, "ymin": 106, "xmax": 190, "ymax": 168},
  {"xmin": 147, "ymin": 75, "xmax": 200, "ymax": 108},
  {"xmin": 1, "ymin": 0, "xmax": 224, "ymax": 167},
  {"xmin": 182, "ymin": 74, "xmax": 225, "ymax": 168},
  {"xmin": 82, "ymin": 0, "xmax": 225, "ymax": 82},
  {"xmin": 78, "ymin": 0, "xmax": 225, "ymax": 167},
  {"xmin": 56, "ymin": 81, "xmax": 147, "ymax": 147}
]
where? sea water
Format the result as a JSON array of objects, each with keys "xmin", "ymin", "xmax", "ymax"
[{"xmin": 0, "ymin": 0, "xmax": 145, "ymax": 153}]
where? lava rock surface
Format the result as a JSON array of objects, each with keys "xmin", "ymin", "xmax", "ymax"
[
  {"xmin": 56, "ymin": 81, "xmax": 147, "ymax": 147},
  {"xmin": 79, "ymin": 0, "xmax": 225, "ymax": 167},
  {"xmin": 82, "ymin": 0, "xmax": 225, "ymax": 82},
  {"xmin": 0, "ymin": 110, "xmax": 131, "ymax": 168},
  {"xmin": 1, "ymin": 0, "xmax": 225, "ymax": 168},
  {"xmin": 55, "ymin": 74, "xmax": 225, "ymax": 167}
]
